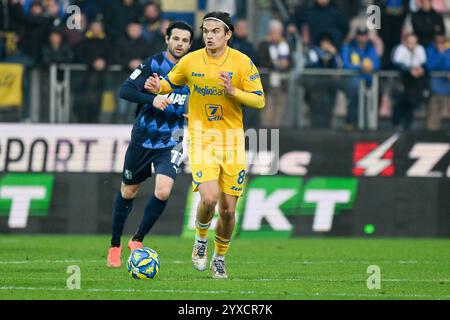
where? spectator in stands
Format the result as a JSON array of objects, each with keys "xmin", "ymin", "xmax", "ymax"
[
  {"xmin": 115, "ymin": 21, "xmax": 149, "ymax": 122},
  {"xmin": 74, "ymin": 19, "xmax": 110, "ymax": 123},
  {"xmin": 42, "ymin": 28, "xmax": 73, "ymax": 65},
  {"xmin": 334, "ymin": 0, "xmax": 364, "ymax": 21},
  {"xmin": 20, "ymin": 0, "xmax": 60, "ymax": 65},
  {"xmin": 141, "ymin": 1, "xmax": 161, "ymax": 44},
  {"xmin": 342, "ymin": 26, "xmax": 381, "ymax": 129},
  {"xmin": 0, "ymin": 0, "xmax": 26, "ymax": 61},
  {"xmin": 103, "ymin": 0, "xmax": 142, "ymax": 41},
  {"xmin": 304, "ymin": 32, "xmax": 343, "ymax": 128},
  {"xmin": 258, "ymin": 19, "xmax": 292, "ymax": 128},
  {"xmin": 392, "ymin": 33, "xmax": 430, "ymax": 130},
  {"xmin": 230, "ymin": 19, "xmax": 259, "ymax": 65},
  {"xmin": 22, "ymin": 0, "xmax": 65, "ymax": 18},
  {"xmin": 375, "ymin": 0, "xmax": 410, "ymax": 69},
  {"xmin": 291, "ymin": 0, "xmax": 349, "ymax": 50},
  {"xmin": 412, "ymin": 0, "xmax": 446, "ymax": 47},
  {"xmin": 62, "ymin": 12, "xmax": 88, "ymax": 48},
  {"xmin": 147, "ymin": 19, "xmax": 170, "ymax": 57},
  {"xmin": 307, "ymin": 32, "xmax": 343, "ymax": 69},
  {"xmin": 425, "ymin": 33, "xmax": 450, "ymax": 130},
  {"xmin": 115, "ymin": 21, "xmax": 149, "ymax": 71},
  {"xmin": 44, "ymin": 0, "xmax": 64, "ymax": 21}
]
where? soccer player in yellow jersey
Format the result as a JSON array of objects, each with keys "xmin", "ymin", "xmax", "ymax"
[{"xmin": 145, "ymin": 11, "xmax": 265, "ymax": 279}]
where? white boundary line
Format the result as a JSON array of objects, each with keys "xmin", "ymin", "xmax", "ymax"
[
  {"xmin": 0, "ymin": 259, "xmax": 447, "ymax": 265},
  {"xmin": 0, "ymin": 286, "xmax": 449, "ymax": 299},
  {"xmin": 1, "ymin": 276, "xmax": 449, "ymax": 283}
]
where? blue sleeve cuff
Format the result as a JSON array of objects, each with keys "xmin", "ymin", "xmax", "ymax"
[{"xmin": 165, "ymin": 77, "xmax": 182, "ymax": 89}]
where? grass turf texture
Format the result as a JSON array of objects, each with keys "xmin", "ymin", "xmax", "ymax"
[{"xmin": 0, "ymin": 236, "xmax": 449, "ymax": 300}]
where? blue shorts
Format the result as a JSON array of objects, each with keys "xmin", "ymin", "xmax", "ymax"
[{"xmin": 122, "ymin": 142, "xmax": 182, "ymax": 185}]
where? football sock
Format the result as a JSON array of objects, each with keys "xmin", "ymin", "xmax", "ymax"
[
  {"xmin": 135, "ymin": 195, "xmax": 168, "ymax": 241},
  {"xmin": 195, "ymin": 219, "xmax": 212, "ymax": 240},
  {"xmin": 131, "ymin": 233, "xmax": 144, "ymax": 242},
  {"xmin": 213, "ymin": 235, "xmax": 230, "ymax": 258},
  {"xmin": 111, "ymin": 191, "xmax": 134, "ymax": 247}
]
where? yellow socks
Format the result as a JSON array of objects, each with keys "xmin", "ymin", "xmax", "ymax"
[
  {"xmin": 214, "ymin": 235, "xmax": 230, "ymax": 257},
  {"xmin": 195, "ymin": 220, "xmax": 211, "ymax": 239},
  {"xmin": 195, "ymin": 220, "xmax": 231, "ymax": 259}
]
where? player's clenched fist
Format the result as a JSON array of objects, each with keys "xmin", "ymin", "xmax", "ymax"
[
  {"xmin": 153, "ymin": 95, "xmax": 172, "ymax": 111},
  {"xmin": 218, "ymin": 71, "xmax": 236, "ymax": 96},
  {"xmin": 145, "ymin": 73, "xmax": 161, "ymax": 94}
]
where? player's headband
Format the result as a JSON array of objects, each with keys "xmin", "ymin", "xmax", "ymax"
[{"xmin": 203, "ymin": 17, "xmax": 230, "ymax": 31}]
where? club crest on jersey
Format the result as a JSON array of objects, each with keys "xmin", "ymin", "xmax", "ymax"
[
  {"xmin": 124, "ymin": 169, "xmax": 133, "ymax": 180},
  {"xmin": 250, "ymin": 73, "xmax": 260, "ymax": 81},
  {"xmin": 196, "ymin": 171, "xmax": 203, "ymax": 178}
]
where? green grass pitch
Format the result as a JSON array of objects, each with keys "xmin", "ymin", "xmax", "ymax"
[{"xmin": 0, "ymin": 235, "xmax": 449, "ymax": 300}]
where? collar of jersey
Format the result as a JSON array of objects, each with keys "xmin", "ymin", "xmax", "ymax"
[
  {"xmin": 162, "ymin": 51, "xmax": 175, "ymax": 68},
  {"xmin": 202, "ymin": 47, "xmax": 230, "ymax": 66}
]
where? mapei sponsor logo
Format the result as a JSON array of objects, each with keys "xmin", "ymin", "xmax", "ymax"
[
  {"xmin": 191, "ymin": 72, "xmax": 205, "ymax": 77},
  {"xmin": 183, "ymin": 177, "xmax": 358, "ymax": 238},
  {"xmin": 0, "ymin": 174, "xmax": 54, "ymax": 228},
  {"xmin": 193, "ymin": 85, "xmax": 225, "ymax": 97},
  {"xmin": 353, "ymin": 134, "xmax": 399, "ymax": 176},
  {"xmin": 165, "ymin": 93, "xmax": 188, "ymax": 105}
]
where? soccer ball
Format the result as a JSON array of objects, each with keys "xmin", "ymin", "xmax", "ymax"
[{"xmin": 126, "ymin": 247, "xmax": 160, "ymax": 279}]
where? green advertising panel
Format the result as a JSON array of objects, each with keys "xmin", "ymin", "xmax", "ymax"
[
  {"xmin": 182, "ymin": 176, "xmax": 359, "ymax": 238},
  {"xmin": 0, "ymin": 174, "xmax": 54, "ymax": 228}
]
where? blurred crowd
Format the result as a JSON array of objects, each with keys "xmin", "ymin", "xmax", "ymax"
[{"xmin": 0, "ymin": 0, "xmax": 449, "ymax": 131}]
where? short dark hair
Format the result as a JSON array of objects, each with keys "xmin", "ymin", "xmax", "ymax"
[
  {"xmin": 318, "ymin": 32, "xmax": 334, "ymax": 45},
  {"xmin": 144, "ymin": 1, "xmax": 159, "ymax": 9},
  {"xmin": 166, "ymin": 21, "xmax": 194, "ymax": 43},
  {"xmin": 202, "ymin": 11, "xmax": 234, "ymax": 33},
  {"xmin": 31, "ymin": 0, "xmax": 43, "ymax": 8}
]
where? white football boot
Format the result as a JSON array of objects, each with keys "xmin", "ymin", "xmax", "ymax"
[
  {"xmin": 192, "ymin": 238, "xmax": 208, "ymax": 271},
  {"xmin": 210, "ymin": 257, "xmax": 228, "ymax": 279}
]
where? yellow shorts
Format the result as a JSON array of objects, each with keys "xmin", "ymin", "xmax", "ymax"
[{"xmin": 189, "ymin": 147, "xmax": 246, "ymax": 197}]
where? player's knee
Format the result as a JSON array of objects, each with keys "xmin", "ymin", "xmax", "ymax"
[
  {"xmin": 219, "ymin": 208, "xmax": 235, "ymax": 223},
  {"xmin": 121, "ymin": 187, "xmax": 138, "ymax": 200},
  {"xmin": 201, "ymin": 196, "xmax": 218, "ymax": 212},
  {"xmin": 155, "ymin": 188, "xmax": 171, "ymax": 201}
]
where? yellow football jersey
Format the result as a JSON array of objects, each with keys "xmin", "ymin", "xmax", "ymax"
[{"xmin": 159, "ymin": 47, "xmax": 265, "ymax": 151}]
